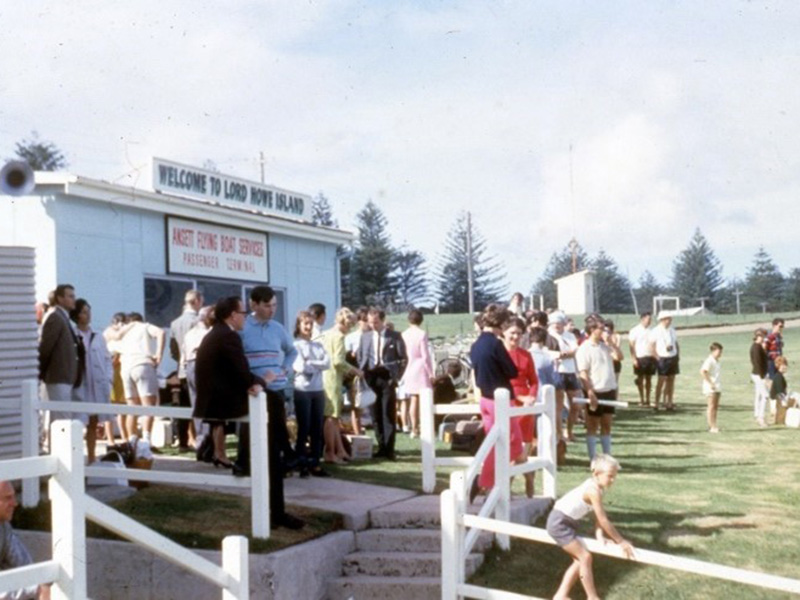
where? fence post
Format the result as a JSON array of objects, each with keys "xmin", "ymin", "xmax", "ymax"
[
  {"xmin": 222, "ymin": 535, "xmax": 249, "ymax": 600},
  {"xmin": 494, "ymin": 389, "xmax": 511, "ymax": 551},
  {"xmin": 539, "ymin": 385, "xmax": 557, "ymax": 499},
  {"xmin": 49, "ymin": 420, "xmax": 87, "ymax": 600},
  {"xmin": 444, "ymin": 470, "xmax": 467, "ymax": 599},
  {"xmin": 21, "ymin": 379, "xmax": 40, "ymax": 507},
  {"xmin": 420, "ymin": 388, "xmax": 436, "ymax": 494},
  {"xmin": 249, "ymin": 392, "xmax": 270, "ymax": 539}
]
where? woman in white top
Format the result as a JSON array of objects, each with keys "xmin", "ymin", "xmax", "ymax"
[
  {"xmin": 293, "ymin": 310, "xmax": 331, "ymax": 477},
  {"xmin": 70, "ymin": 299, "xmax": 114, "ymax": 463}
]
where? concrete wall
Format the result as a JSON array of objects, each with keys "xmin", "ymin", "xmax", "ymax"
[{"xmin": 20, "ymin": 529, "xmax": 354, "ymax": 600}]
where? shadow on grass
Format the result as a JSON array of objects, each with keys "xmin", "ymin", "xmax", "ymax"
[{"xmin": 613, "ymin": 461, "xmax": 757, "ymax": 475}]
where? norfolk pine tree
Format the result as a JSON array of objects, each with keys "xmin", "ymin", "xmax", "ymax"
[
  {"xmin": 435, "ymin": 213, "xmax": 508, "ymax": 313},
  {"xmin": 670, "ymin": 228, "xmax": 724, "ymax": 309},
  {"xmin": 742, "ymin": 247, "xmax": 784, "ymax": 312},
  {"xmin": 350, "ymin": 200, "xmax": 396, "ymax": 307},
  {"xmin": 13, "ymin": 131, "xmax": 67, "ymax": 171}
]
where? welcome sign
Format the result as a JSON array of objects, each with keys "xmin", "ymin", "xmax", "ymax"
[
  {"xmin": 153, "ymin": 157, "xmax": 311, "ymax": 222},
  {"xmin": 166, "ymin": 217, "xmax": 269, "ymax": 282}
]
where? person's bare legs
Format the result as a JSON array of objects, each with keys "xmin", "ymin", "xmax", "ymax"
[
  {"xmin": 103, "ymin": 421, "xmax": 115, "ymax": 445},
  {"xmin": 566, "ymin": 390, "xmax": 579, "ymax": 442},
  {"xmin": 398, "ymin": 398, "xmax": 410, "ymax": 432},
  {"xmin": 644, "ymin": 374, "xmax": 652, "ymax": 406},
  {"xmin": 211, "ymin": 423, "xmax": 230, "ymax": 462},
  {"xmin": 654, "ymin": 376, "xmax": 666, "ymax": 410},
  {"xmin": 707, "ymin": 392, "xmax": 720, "ymax": 432},
  {"xmin": 350, "ymin": 407, "xmax": 362, "ymax": 435},
  {"xmin": 665, "ymin": 375, "xmax": 676, "ymax": 409},
  {"xmin": 555, "ymin": 540, "xmax": 598, "ymax": 600},
  {"xmin": 140, "ymin": 394, "xmax": 157, "ymax": 439},
  {"xmin": 555, "ymin": 389, "xmax": 566, "ymax": 440},
  {"xmin": 635, "ymin": 373, "xmax": 645, "ymax": 405},
  {"xmin": 125, "ymin": 396, "xmax": 141, "ymax": 440},
  {"xmin": 409, "ymin": 394, "xmax": 419, "ymax": 436},
  {"xmin": 86, "ymin": 415, "xmax": 99, "ymax": 464}
]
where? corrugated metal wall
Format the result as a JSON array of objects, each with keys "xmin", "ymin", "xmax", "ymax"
[{"xmin": 0, "ymin": 247, "xmax": 38, "ymax": 460}]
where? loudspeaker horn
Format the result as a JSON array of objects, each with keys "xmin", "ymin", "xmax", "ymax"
[{"xmin": 0, "ymin": 161, "xmax": 36, "ymax": 196}]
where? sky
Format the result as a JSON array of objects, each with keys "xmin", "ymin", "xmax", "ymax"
[{"xmin": 2, "ymin": 1, "xmax": 800, "ymax": 302}]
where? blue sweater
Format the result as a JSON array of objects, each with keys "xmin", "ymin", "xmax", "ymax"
[
  {"xmin": 470, "ymin": 331, "xmax": 518, "ymax": 400},
  {"xmin": 239, "ymin": 315, "xmax": 298, "ymax": 391}
]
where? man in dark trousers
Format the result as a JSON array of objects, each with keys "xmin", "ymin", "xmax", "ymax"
[
  {"xmin": 357, "ymin": 308, "xmax": 407, "ymax": 460},
  {"xmin": 193, "ymin": 296, "xmax": 303, "ymax": 530},
  {"xmin": 38, "ymin": 284, "xmax": 80, "ymax": 421}
]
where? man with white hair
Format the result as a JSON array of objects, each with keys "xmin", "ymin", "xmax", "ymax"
[
  {"xmin": 651, "ymin": 312, "xmax": 679, "ymax": 411},
  {"xmin": 0, "ymin": 481, "xmax": 50, "ymax": 599}
]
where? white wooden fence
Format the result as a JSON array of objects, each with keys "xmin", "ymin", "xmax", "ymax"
[
  {"xmin": 420, "ymin": 386, "xmax": 557, "ymax": 496},
  {"xmin": 0, "ymin": 420, "xmax": 249, "ymax": 600},
  {"xmin": 439, "ymin": 389, "xmax": 800, "ymax": 599},
  {"xmin": 12, "ymin": 379, "xmax": 271, "ymax": 539}
]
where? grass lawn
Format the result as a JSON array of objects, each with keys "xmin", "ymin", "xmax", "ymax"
[
  {"xmin": 13, "ymin": 485, "xmax": 342, "ymax": 554},
  {"xmin": 334, "ymin": 324, "xmax": 800, "ymax": 598},
  {"xmin": 414, "ymin": 311, "xmax": 800, "ymax": 342}
]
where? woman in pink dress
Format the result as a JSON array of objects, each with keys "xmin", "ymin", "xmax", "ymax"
[{"xmin": 400, "ymin": 309, "xmax": 433, "ymax": 438}]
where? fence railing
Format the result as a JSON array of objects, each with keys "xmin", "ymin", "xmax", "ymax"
[
  {"xmin": 0, "ymin": 420, "xmax": 249, "ymax": 600},
  {"xmin": 11, "ymin": 379, "xmax": 271, "ymax": 539},
  {"xmin": 420, "ymin": 386, "xmax": 557, "ymax": 497},
  {"xmin": 439, "ymin": 389, "xmax": 800, "ymax": 599}
]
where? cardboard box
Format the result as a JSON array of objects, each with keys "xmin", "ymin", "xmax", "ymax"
[
  {"xmin": 130, "ymin": 457, "xmax": 154, "ymax": 489},
  {"xmin": 346, "ymin": 435, "xmax": 373, "ymax": 460}
]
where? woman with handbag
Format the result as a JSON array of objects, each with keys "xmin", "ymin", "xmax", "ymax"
[{"xmin": 322, "ymin": 307, "xmax": 361, "ymax": 463}]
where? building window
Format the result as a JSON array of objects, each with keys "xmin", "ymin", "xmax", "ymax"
[{"xmin": 144, "ymin": 276, "xmax": 287, "ymax": 327}]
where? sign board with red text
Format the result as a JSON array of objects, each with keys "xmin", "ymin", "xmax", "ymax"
[{"xmin": 166, "ymin": 217, "xmax": 269, "ymax": 282}]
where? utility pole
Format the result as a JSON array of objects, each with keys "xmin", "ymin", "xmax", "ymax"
[
  {"xmin": 259, "ymin": 151, "xmax": 266, "ymax": 183},
  {"xmin": 759, "ymin": 302, "xmax": 768, "ymax": 314},
  {"xmin": 466, "ymin": 211, "xmax": 475, "ymax": 314}
]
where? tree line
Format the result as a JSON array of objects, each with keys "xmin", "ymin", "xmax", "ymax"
[{"xmin": 532, "ymin": 228, "xmax": 800, "ymax": 314}]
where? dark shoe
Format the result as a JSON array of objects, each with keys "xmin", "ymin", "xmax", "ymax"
[
  {"xmin": 283, "ymin": 456, "xmax": 300, "ymax": 474},
  {"xmin": 299, "ymin": 467, "xmax": 310, "ymax": 479},
  {"xmin": 272, "ymin": 513, "xmax": 305, "ymax": 530},
  {"xmin": 232, "ymin": 463, "xmax": 250, "ymax": 477},
  {"xmin": 178, "ymin": 445, "xmax": 192, "ymax": 453},
  {"xmin": 212, "ymin": 457, "xmax": 234, "ymax": 469},
  {"xmin": 196, "ymin": 436, "xmax": 214, "ymax": 463},
  {"xmin": 469, "ymin": 476, "xmax": 481, "ymax": 505},
  {"xmin": 310, "ymin": 467, "xmax": 331, "ymax": 477}
]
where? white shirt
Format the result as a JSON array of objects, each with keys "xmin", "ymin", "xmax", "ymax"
[
  {"xmin": 576, "ymin": 339, "xmax": 618, "ymax": 393},
  {"xmin": 549, "ymin": 329, "xmax": 578, "ymax": 374},
  {"xmin": 652, "ymin": 324, "xmax": 678, "ymax": 358},
  {"xmin": 628, "ymin": 323, "xmax": 652, "ymax": 358},
  {"xmin": 120, "ymin": 322, "xmax": 161, "ymax": 370},
  {"xmin": 554, "ymin": 478, "xmax": 603, "ymax": 521},
  {"xmin": 700, "ymin": 355, "xmax": 721, "ymax": 395}
]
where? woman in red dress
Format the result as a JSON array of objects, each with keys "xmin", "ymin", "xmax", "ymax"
[{"xmin": 502, "ymin": 316, "xmax": 539, "ymax": 497}]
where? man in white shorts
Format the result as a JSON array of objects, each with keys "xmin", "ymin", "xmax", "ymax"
[
  {"xmin": 110, "ymin": 312, "xmax": 165, "ymax": 443},
  {"xmin": 628, "ymin": 312, "xmax": 655, "ymax": 406}
]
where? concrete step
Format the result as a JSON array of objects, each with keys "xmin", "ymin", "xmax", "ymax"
[
  {"xmin": 341, "ymin": 551, "xmax": 483, "ymax": 578},
  {"xmin": 355, "ymin": 528, "xmax": 492, "ymax": 553},
  {"xmin": 370, "ymin": 494, "xmax": 554, "ymax": 530},
  {"xmin": 327, "ymin": 576, "xmax": 440, "ymax": 600}
]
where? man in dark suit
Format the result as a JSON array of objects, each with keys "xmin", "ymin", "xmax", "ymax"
[
  {"xmin": 193, "ymin": 296, "xmax": 303, "ymax": 530},
  {"xmin": 38, "ymin": 284, "xmax": 80, "ymax": 421},
  {"xmin": 357, "ymin": 308, "xmax": 407, "ymax": 460}
]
